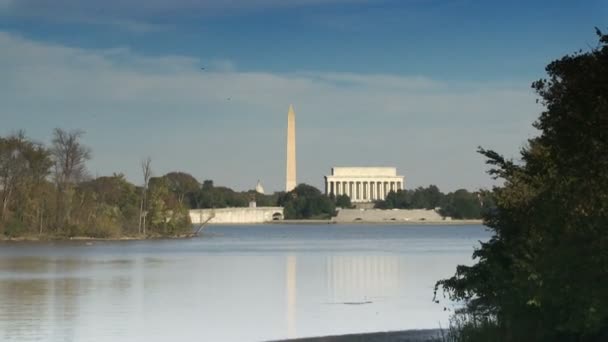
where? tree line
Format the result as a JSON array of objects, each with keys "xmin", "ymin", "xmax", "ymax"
[
  {"xmin": 1, "ymin": 130, "xmax": 485, "ymax": 238},
  {"xmin": 274, "ymin": 184, "xmax": 487, "ymax": 220},
  {"xmin": 0, "ymin": 129, "xmax": 191, "ymax": 238},
  {"xmin": 374, "ymin": 185, "xmax": 489, "ymax": 219}
]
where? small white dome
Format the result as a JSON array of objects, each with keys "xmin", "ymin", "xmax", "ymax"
[{"xmin": 255, "ymin": 180, "xmax": 265, "ymax": 194}]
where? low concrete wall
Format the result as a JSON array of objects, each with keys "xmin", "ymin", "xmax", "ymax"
[
  {"xmin": 189, "ymin": 207, "xmax": 284, "ymax": 224},
  {"xmin": 334, "ymin": 208, "xmax": 445, "ymax": 223}
]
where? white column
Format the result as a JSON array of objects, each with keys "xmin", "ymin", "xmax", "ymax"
[
  {"xmin": 375, "ymin": 181, "xmax": 379, "ymax": 200},
  {"xmin": 370, "ymin": 181, "xmax": 375, "ymax": 201},
  {"xmin": 360, "ymin": 182, "xmax": 364, "ymax": 201}
]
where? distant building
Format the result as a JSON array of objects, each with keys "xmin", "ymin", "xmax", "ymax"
[
  {"xmin": 324, "ymin": 167, "xmax": 405, "ymax": 203},
  {"xmin": 255, "ymin": 180, "xmax": 265, "ymax": 194}
]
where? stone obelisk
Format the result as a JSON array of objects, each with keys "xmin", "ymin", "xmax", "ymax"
[{"xmin": 285, "ymin": 104, "xmax": 297, "ymax": 192}]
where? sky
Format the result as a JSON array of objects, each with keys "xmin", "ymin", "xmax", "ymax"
[{"xmin": 1, "ymin": 0, "xmax": 606, "ymax": 193}]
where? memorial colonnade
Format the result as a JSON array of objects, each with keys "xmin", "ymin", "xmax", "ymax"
[{"xmin": 324, "ymin": 167, "xmax": 405, "ymax": 203}]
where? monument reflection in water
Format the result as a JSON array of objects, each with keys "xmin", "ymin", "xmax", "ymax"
[{"xmin": 0, "ymin": 225, "xmax": 489, "ymax": 342}]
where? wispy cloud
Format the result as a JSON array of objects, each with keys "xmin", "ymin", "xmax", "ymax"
[
  {"xmin": 0, "ymin": 0, "xmax": 374, "ymax": 32},
  {"xmin": 0, "ymin": 31, "xmax": 540, "ymax": 192},
  {"xmin": 0, "ymin": 0, "xmax": 374, "ymax": 17}
]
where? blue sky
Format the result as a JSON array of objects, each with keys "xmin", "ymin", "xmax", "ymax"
[{"xmin": 1, "ymin": 0, "xmax": 606, "ymax": 192}]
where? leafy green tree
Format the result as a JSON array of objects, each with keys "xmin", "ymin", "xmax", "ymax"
[
  {"xmin": 436, "ymin": 29, "xmax": 608, "ymax": 341},
  {"xmin": 335, "ymin": 194, "xmax": 352, "ymax": 208},
  {"xmin": 374, "ymin": 186, "xmax": 483, "ymax": 219},
  {"xmin": 147, "ymin": 177, "xmax": 191, "ymax": 235},
  {"xmin": 77, "ymin": 174, "xmax": 140, "ymax": 236},
  {"xmin": 202, "ymin": 180, "xmax": 214, "ymax": 190},
  {"xmin": 440, "ymin": 189, "xmax": 482, "ymax": 219},
  {"xmin": 376, "ymin": 190, "xmax": 406, "ymax": 209},
  {"xmin": 278, "ymin": 184, "xmax": 335, "ymax": 219},
  {"xmin": 411, "ymin": 185, "xmax": 443, "ymax": 209},
  {"xmin": 148, "ymin": 177, "xmax": 170, "ymax": 230},
  {"xmin": 253, "ymin": 192, "xmax": 280, "ymax": 207},
  {"xmin": 0, "ymin": 132, "xmax": 53, "ymax": 236},
  {"xmin": 163, "ymin": 172, "xmax": 200, "ymax": 206}
]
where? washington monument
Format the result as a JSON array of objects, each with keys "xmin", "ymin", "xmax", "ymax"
[{"xmin": 285, "ymin": 104, "xmax": 297, "ymax": 192}]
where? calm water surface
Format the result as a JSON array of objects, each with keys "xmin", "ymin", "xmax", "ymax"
[{"xmin": 0, "ymin": 224, "xmax": 491, "ymax": 341}]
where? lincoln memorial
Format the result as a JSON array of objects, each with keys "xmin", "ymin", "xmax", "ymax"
[{"xmin": 324, "ymin": 167, "xmax": 405, "ymax": 202}]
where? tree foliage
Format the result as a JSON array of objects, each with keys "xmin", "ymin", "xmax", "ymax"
[
  {"xmin": 185, "ymin": 179, "xmax": 278, "ymax": 209},
  {"xmin": 0, "ymin": 130, "xmax": 192, "ymax": 238},
  {"xmin": 335, "ymin": 194, "xmax": 352, "ymax": 209},
  {"xmin": 278, "ymin": 184, "xmax": 336, "ymax": 219},
  {"xmin": 436, "ymin": 29, "xmax": 608, "ymax": 341},
  {"xmin": 0, "ymin": 132, "xmax": 53, "ymax": 235},
  {"xmin": 375, "ymin": 185, "xmax": 485, "ymax": 219}
]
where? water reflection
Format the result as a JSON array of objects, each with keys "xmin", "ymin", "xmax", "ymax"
[
  {"xmin": 286, "ymin": 255, "xmax": 297, "ymax": 338},
  {"xmin": 0, "ymin": 225, "xmax": 489, "ymax": 341},
  {"xmin": 326, "ymin": 255, "xmax": 402, "ymax": 303}
]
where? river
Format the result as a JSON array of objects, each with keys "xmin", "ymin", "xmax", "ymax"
[{"xmin": 0, "ymin": 224, "xmax": 491, "ymax": 341}]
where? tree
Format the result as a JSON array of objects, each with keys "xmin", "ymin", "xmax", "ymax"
[
  {"xmin": 146, "ymin": 176, "xmax": 191, "ymax": 235},
  {"xmin": 411, "ymin": 185, "xmax": 443, "ymax": 209},
  {"xmin": 163, "ymin": 172, "xmax": 200, "ymax": 205},
  {"xmin": 202, "ymin": 180, "xmax": 214, "ymax": 190},
  {"xmin": 51, "ymin": 128, "xmax": 91, "ymax": 228},
  {"xmin": 335, "ymin": 194, "xmax": 352, "ymax": 208},
  {"xmin": 0, "ymin": 131, "xmax": 53, "ymax": 235},
  {"xmin": 77, "ymin": 174, "xmax": 139, "ymax": 237},
  {"xmin": 439, "ymin": 189, "xmax": 482, "ymax": 219},
  {"xmin": 139, "ymin": 157, "xmax": 152, "ymax": 235},
  {"xmin": 0, "ymin": 132, "xmax": 30, "ymax": 222},
  {"xmin": 436, "ymin": 29, "xmax": 608, "ymax": 341},
  {"xmin": 278, "ymin": 184, "xmax": 335, "ymax": 219}
]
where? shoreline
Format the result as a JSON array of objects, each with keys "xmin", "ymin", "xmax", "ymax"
[
  {"xmin": 276, "ymin": 219, "xmax": 483, "ymax": 225},
  {"xmin": 273, "ymin": 329, "xmax": 443, "ymax": 342},
  {"xmin": 0, "ymin": 233, "xmax": 195, "ymax": 243},
  {"xmin": 1, "ymin": 220, "xmax": 484, "ymax": 242}
]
